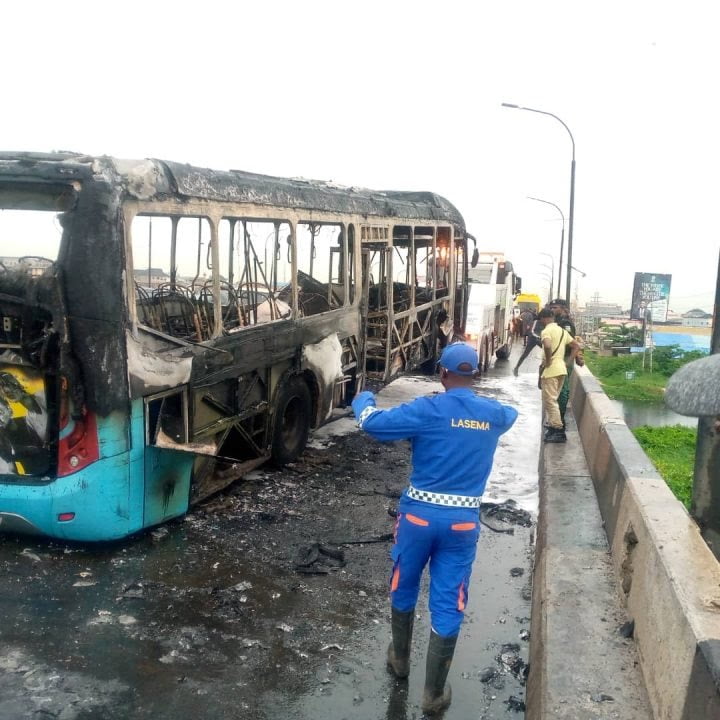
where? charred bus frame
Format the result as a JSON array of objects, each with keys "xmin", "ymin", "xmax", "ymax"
[{"xmin": 0, "ymin": 152, "xmax": 468, "ymax": 540}]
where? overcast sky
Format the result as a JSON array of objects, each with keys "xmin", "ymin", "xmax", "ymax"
[{"xmin": 3, "ymin": 0, "xmax": 718, "ymax": 313}]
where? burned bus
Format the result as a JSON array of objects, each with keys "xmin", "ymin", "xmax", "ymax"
[{"xmin": 0, "ymin": 152, "xmax": 468, "ymax": 540}]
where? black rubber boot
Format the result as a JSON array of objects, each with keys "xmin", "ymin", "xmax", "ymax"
[
  {"xmin": 387, "ymin": 607, "xmax": 414, "ymax": 678},
  {"xmin": 544, "ymin": 427, "xmax": 567, "ymax": 443},
  {"xmin": 421, "ymin": 630, "xmax": 457, "ymax": 715}
]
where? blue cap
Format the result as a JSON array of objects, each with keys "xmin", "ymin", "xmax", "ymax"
[{"xmin": 438, "ymin": 343, "xmax": 478, "ymax": 376}]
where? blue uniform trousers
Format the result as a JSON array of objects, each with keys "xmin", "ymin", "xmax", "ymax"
[{"xmin": 390, "ymin": 501, "xmax": 480, "ymax": 637}]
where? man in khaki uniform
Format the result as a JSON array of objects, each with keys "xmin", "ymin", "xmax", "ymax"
[{"xmin": 538, "ymin": 307, "xmax": 579, "ymax": 442}]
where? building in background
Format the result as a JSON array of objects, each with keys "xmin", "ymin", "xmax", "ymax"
[
  {"xmin": 681, "ymin": 308, "xmax": 713, "ymax": 328},
  {"xmin": 133, "ymin": 267, "xmax": 171, "ymax": 288},
  {"xmin": 581, "ymin": 299, "xmax": 625, "ymax": 317},
  {"xmin": 0, "ymin": 256, "xmax": 53, "ymax": 277}
]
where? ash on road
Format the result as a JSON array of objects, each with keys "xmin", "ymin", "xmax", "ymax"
[{"xmin": 0, "ymin": 357, "xmax": 541, "ymax": 720}]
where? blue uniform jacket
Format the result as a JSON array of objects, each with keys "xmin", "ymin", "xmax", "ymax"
[{"xmin": 352, "ymin": 388, "xmax": 518, "ymax": 501}]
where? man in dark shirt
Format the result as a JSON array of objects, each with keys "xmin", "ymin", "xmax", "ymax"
[{"xmin": 512, "ymin": 310, "xmax": 541, "ymax": 376}]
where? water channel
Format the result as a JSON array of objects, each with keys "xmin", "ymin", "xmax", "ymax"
[{"xmin": 608, "ymin": 398, "xmax": 697, "ymax": 430}]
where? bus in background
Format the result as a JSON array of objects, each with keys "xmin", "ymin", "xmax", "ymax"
[
  {"xmin": 0, "ymin": 152, "xmax": 469, "ymax": 541},
  {"xmin": 464, "ymin": 251, "xmax": 520, "ymax": 372},
  {"xmin": 515, "ymin": 292, "xmax": 542, "ymax": 315}
]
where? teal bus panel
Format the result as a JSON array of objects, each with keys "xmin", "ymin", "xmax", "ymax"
[{"xmin": 143, "ymin": 446, "xmax": 193, "ymax": 528}]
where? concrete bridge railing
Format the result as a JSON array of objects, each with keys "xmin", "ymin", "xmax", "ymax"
[{"xmin": 568, "ymin": 365, "xmax": 720, "ymax": 718}]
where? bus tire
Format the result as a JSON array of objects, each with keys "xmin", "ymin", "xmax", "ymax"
[
  {"xmin": 271, "ymin": 376, "xmax": 312, "ymax": 466},
  {"xmin": 496, "ymin": 343, "xmax": 510, "ymax": 361}
]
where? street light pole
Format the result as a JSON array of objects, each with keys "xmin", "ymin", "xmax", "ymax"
[
  {"xmin": 503, "ymin": 103, "xmax": 576, "ymax": 304},
  {"xmin": 529, "ymin": 197, "xmax": 565, "ymax": 295},
  {"xmin": 538, "ymin": 258, "xmax": 554, "ymax": 300},
  {"xmin": 537, "ymin": 271, "xmax": 554, "ymax": 304}
]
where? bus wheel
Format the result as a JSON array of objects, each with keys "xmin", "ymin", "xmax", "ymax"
[
  {"xmin": 271, "ymin": 376, "xmax": 312, "ymax": 466},
  {"xmin": 482, "ymin": 338, "xmax": 490, "ymax": 373}
]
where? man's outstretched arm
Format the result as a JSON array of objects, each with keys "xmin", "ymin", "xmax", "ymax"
[{"xmin": 351, "ymin": 391, "xmax": 427, "ymax": 442}]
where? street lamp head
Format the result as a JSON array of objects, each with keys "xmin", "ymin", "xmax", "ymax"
[
  {"xmin": 502, "ymin": 101, "xmax": 576, "ymax": 303},
  {"xmin": 526, "ymin": 196, "xmax": 565, "ymax": 223}
]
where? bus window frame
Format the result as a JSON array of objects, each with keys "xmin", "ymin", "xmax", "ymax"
[
  {"xmin": 144, "ymin": 386, "xmax": 190, "ymax": 446},
  {"xmin": 125, "ymin": 201, "xmax": 363, "ymax": 340}
]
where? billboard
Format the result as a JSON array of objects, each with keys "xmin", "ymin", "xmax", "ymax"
[{"xmin": 630, "ymin": 272, "xmax": 672, "ymax": 322}]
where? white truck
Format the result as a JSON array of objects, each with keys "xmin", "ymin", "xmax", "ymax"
[{"xmin": 464, "ymin": 252, "xmax": 518, "ymax": 372}]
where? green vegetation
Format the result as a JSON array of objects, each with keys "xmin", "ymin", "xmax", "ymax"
[
  {"xmin": 632, "ymin": 425, "xmax": 696, "ymax": 508},
  {"xmin": 583, "ymin": 346, "xmax": 707, "ymax": 402},
  {"xmin": 583, "ymin": 345, "xmax": 704, "ymax": 506},
  {"xmin": 598, "ymin": 322, "xmax": 644, "ymax": 347}
]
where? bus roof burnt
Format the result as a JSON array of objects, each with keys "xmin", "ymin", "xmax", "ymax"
[
  {"xmin": 157, "ymin": 162, "xmax": 465, "ymax": 228},
  {"xmin": 0, "ymin": 152, "xmax": 465, "ymax": 229}
]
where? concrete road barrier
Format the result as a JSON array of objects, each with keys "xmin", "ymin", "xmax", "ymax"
[
  {"xmin": 570, "ymin": 365, "xmax": 720, "ymax": 719},
  {"xmin": 528, "ymin": 403, "xmax": 652, "ymax": 719}
]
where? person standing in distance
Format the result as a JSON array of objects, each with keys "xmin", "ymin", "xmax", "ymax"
[
  {"xmin": 351, "ymin": 343, "xmax": 518, "ymax": 715},
  {"xmin": 546, "ymin": 299, "xmax": 584, "ymax": 429},
  {"xmin": 539, "ymin": 307, "xmax": 580, "ymax": 442}
]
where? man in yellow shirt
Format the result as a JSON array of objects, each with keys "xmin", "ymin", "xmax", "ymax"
[{"xmin": 539, "ymin": 308, "xmax": 579, "ymax": 442}]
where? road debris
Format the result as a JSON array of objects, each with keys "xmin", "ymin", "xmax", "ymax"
[
  {"xmin": 151, "ymin": 527, "xmax": 169, "ymax": 541},
  {"xmin": 481, "ymin": 500, "xmax": 533, "ymax": 528},
  {"xmin": 329, "ymin": 533, "xmax": 393, "ymax": 545},
  {"xmin": 294, "ymin": 542, "xmax": 346, "ymax": 574},
  {"xmin": 497, "ymin": 643, "xmax": 529, "ymax": 684},
  {"xmin": 505, "ymin": 695, "xmax": 526, "ymax": 712},
  {"xmin": 118, "ymin": 582, "xmax": 145, "ymax": 600},
  {"xmin": 0, "ymin": 371, "xmax": 536, "ymax": 718}
]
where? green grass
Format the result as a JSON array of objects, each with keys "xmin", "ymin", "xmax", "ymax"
[
  {"xmin": 583, "ymin": 349, "xmax": 702, "ymax": 506},
  {"xmin": 632, "ymin": 425, "xmax": 696, "ymax": 508},
  {"xmin": 583, "ymin": 351, "xmax": 667, "ymax": 402}
]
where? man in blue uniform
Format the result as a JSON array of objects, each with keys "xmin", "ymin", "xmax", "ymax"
[{"xmin": 352, "ymin": 343, "xmax": 518, "ymax": 715}]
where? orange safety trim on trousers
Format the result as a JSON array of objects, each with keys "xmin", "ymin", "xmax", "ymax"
[
  {"xmin": 405, "ymin": 513, "xmax": 429, "ymax": 527},
  {"xmin": 457, "ymin": 582, "xmax": 466, "ymax": 611},
  {"xmin": 391, "ymin": 565, "xmax": 400, "ymax": 592},
  {"xmin": 451, "ymin": 522, "xmax": 477, "ymax": 531}
]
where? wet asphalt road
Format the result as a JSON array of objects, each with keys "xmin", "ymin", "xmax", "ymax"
[{"xmin": 0, "ymin": 342, "xmax": 544, "ymax": 720}]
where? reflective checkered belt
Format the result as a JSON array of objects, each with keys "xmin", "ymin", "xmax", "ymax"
[{"xmin": 406, "ymin": 485, "xmax": 482, "ymax": 508}]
